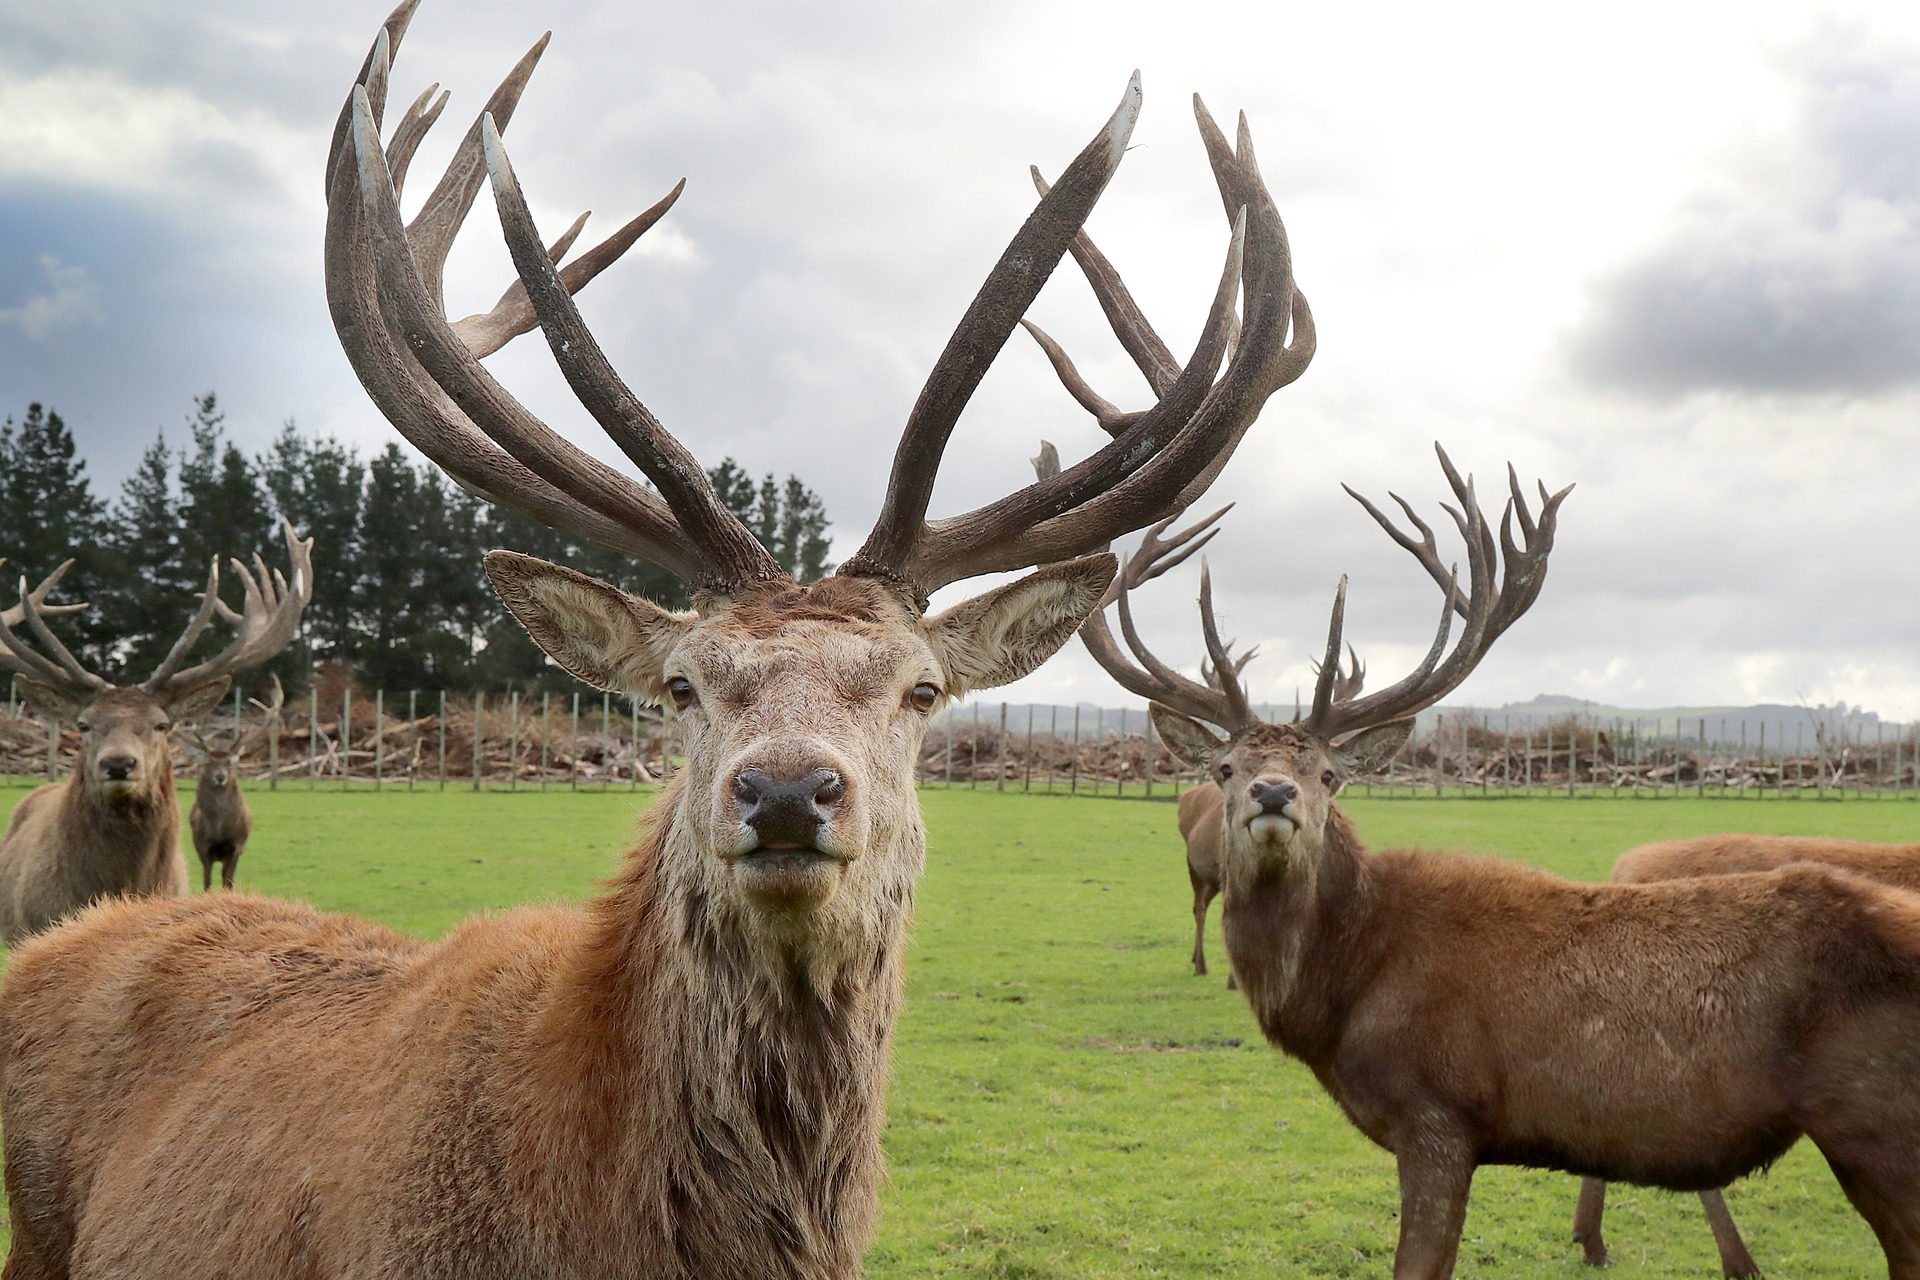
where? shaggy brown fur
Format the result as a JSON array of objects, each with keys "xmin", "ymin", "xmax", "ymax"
[
  {"xmin": 0, "ymin": 685, "xmax": 227, "ymax": 945},
  {"xmin": 0, "ymin": 562, "xmax": 1114, "ymax": 1279},
  {"xmin": 188, "ymin": 748, "xmax": 253, "ymax": 891},
  {"xmin": 1572, "ymin": 832, "xmax": 1920, "ymax": 1278},
  {"xmin": 1155, "ymin": 713, "xmax": 1920, "ymax": 1280}
]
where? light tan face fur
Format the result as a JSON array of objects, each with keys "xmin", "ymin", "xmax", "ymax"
[
  {"xmin": 486, "ymin": 552, "xmax": 1114, "ymax": 955},
  {"xmin": 17, "ymin": 680, "xmax": 230, "ymax": 805},
  {"xmin": 1153, "ymin": 709, "xmax": 1411, "ymax": 875}
]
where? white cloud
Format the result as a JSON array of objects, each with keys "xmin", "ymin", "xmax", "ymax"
[{"xmin": 0, "ymin": 255, "xmax": 101, "ymax": 340}]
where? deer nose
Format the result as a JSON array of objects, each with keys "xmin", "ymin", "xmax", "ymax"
[
  {"xmin": 98, "ymin": 754, "xmax": 137, "ymax": 782},
  {"xmin": 732, "ymin": 768, "xmax": 845, "ymax": 848},
  {"xmin": 1247, "ymin": 779, "xmax": 1297, "ymax": 815}
]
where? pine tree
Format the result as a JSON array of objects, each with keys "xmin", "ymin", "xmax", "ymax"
[
  {"xmin": 262, "ymin": 422, "xmax": 365, "ymax": 664},
  {"xmin": 0, "ymin": 403, "xmax": 111, "ymax": 662},
  {"xmin": 102, "ymin": 433, "xmax": 189, "ymax": 680}
]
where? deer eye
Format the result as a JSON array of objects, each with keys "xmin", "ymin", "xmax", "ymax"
[
  {"xmin": 1219, "ymin": 762, "xmax": 1234, "ymax": 780},
  {"xmin": 156, "ymin": 722, "xmax": 171, "ymax": 733},
  {"xmin": 1321, "ymin": 770, "xmax": 1336, "ymax": 787},
  {"xmin": 666, "ymin": 678, "xmax": 695, "ymax": 712},
  {"xmin": 905, "ymin": 683, "xmax": 940, "ymax": 714},
  {"xmin": 76, "ymin": 720, "xmax": 91, "ymax": 733}
]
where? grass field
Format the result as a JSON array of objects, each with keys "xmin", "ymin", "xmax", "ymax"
[{"xmin": 1, "ymin": 782, "xmax": 1915, "ymax": 1276}]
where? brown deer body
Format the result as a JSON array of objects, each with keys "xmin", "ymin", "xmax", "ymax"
[
  {"xmin": 1573, "ymin": 832, "xmax": 1920, "ymax": 1278},
  {"xmin": 0, "ymin": 2, "xmax": 1315, "ymax": 1274},
  {"xmin": 1118, "ymin": 458, "xmax": 1920, "ymax": 1276},
  {"xmin": 187, "ymin": 744, "xmax": 252, "ymax": 891},
  {"xmin": 0, "ymin": 530, "xmax": 309, "ymax": 946}
]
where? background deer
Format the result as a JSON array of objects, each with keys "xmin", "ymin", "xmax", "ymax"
[
  {"xmin": 0, "ymin": 3, "xmax": 1313, "ymax": 1275},
  {"xmin": 1572, "ymin": 831, "xmax": 1920, "ymax": 1279},
  {"xmin": 182, "ymin": 677, "xmax": 281, "ymax": 892},
  {"xmin": 0, "ymin": 522, "xmax": 311, "ymax": 945},
  {"xmin": 1116, "ymin": 450, "xmax": 1920, "ymax": 1278}
]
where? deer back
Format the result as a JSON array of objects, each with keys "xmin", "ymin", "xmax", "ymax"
[{"xmin": 1614, "ymin": 833, "xmax": 1920, "ymax": 892}]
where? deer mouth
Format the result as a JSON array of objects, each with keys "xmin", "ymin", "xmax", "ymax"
[{"xmin": 1244, "ymin": 812, "xmax": 1297, "ymax": 844}]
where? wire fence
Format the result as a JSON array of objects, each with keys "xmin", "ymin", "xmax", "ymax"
[
  {"xmin": 3, "ymin": 682, "xmax": 1917, "ymax": 802},
  {"xmin": 920, "ymin": 706, "xmax": 1920, "ymax": 801}
]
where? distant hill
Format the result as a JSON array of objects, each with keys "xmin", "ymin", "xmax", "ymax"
[{"xmin": 941, "ymin": 696, "xmax": 1906, "ymax": 745}]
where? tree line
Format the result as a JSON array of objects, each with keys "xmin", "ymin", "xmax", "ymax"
[{"xmin": 0, "ymin": 396, "xmax": 833, "ymax": 696}]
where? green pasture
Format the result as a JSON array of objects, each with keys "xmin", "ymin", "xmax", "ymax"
[{"xmin": 1, "ymin": 783, "xmax": 1915, "ymax": 1276}]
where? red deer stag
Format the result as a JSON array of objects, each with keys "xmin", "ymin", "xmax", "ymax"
[
  {"xmin": 183, "ymin": 677, "xmax": 280, "ymax": 892},
  {"xmin": 0, "ymin": 2, "xmax": 1313, "ymax": 1276},
  {"xmin": 1573, "ymin": 831, "xmax": 1920, "ymax": 1278},
  {"xmin": 1125, "ymin": 451, "xmax": 1920, "ymax": 1278},
  {"xmin": 0, "ymin": 522, "xmax": 311, "ymax": 945}
]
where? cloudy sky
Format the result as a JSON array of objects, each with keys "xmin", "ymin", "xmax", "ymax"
[{"xmin": 6, "ymin": 0, "xmax": 1920, "ymax": 717}]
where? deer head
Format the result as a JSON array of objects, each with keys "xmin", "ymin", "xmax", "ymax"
[
  {"xmin": 1088, "ymin": 444, "xmax": 1569, "ymax": 873},
  {"xmin": 325, "ymin": 0, "xmax": 1313, "ymax": 967},
  {"xmin": 0, "ymin": 522, "xmax": 312, "ymax": 808}
]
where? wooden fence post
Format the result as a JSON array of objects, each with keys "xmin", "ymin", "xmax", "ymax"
[{"xmin": 995, "ymin": 703, "xmax": 1008, "ymax": 793}]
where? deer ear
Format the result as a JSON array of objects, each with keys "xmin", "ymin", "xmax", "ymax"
[
  {"xmin": 923, "ymin": 554, "xmax": 1117, "ymax": 697},
  {"xmin": 484, "ymin": 552, "xmax": 696, "ymax": 703},
  {"xmin": 1151, "ymin": 703, "xmax": 1226, "ymax": 768},
  {"xmin": 163, "ymin": 677, "xmax": 232, "ymax": 721},
  {"xmin": 1332, "ymin": 718, "xmax": 1413, "ymax": 777},
  {"xmin": 15, "ymin": 678, "xmax": 85, "ymax": 724}
]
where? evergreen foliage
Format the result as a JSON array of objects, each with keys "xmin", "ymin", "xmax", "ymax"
[{"xmin": 0, "ymin": 397, "xmax": 837, "ymax": 697}]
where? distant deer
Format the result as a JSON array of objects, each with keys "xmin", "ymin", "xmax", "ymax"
[
  {"xmin": 184, "ymin": 736, "xmax": 250, "ymax": 892},
  {"xmin": 1111, "ymin": 448, "xmax": 1920, "ymax": 1278},
  {"xmin": 0, "ymin": 522, "xmax": 311, "ymax": 944},
  {"xmin": 1572, "ymin": 832, "xmax": 1920, "ymax": 1279},
  {"xmin": 0, "ymin": 4, "xmax": 1313, "ymax": 1276}
]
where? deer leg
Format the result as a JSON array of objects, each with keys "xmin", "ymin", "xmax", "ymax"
[
  {"xmin": 200, "ymin": 858, "xmax": 212, "ymax": 893},
  {"xmin": 1698, "ymin": 1188, "xmax": 1760, "ymax": 1280},
  {"xmin": 1571, "ymin": 1176, "xmax": 1610, "ymax": 1266},
  {"xmin": 1820, "ymin": 1149, "xmax": 1920, "ymax": 1280},
  {"xmin": 1190, "ymin": 876, "xmax": 1216, "ymax": 976},
  {"xmin": 221, "ymin": 855, "xmax": 237, "ymax": 891},
  {"xmin": 1393, "ymin": 1137, "xmax": 1475, "ymax": 1280}
]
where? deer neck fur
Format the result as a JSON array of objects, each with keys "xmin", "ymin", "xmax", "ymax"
[
  {"xmin": 507, "ymin": 774, "xmax": 914, "ymax": 1276},
  {"xmin": 1220, "ymin": 803, "xmax": 1385, "ymax": 1064}
]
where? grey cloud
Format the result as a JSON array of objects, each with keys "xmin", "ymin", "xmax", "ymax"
[{"xmin": 1569, "ymin": 24, "xmax": 1920, "ymax": 397}]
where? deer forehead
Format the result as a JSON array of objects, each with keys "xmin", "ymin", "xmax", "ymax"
[
  {"xmin": 78, "ymin": 688, "xmax": 169, "ymax": 731},
  {"xmin": 1232, "ymin": 725, "xmax": 1331, "ymax": 778},
  {"xmin": 676, "ymin": 624, "xmax": 934, "ymax": 709}
]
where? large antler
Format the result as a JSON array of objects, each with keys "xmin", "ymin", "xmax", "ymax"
[
  {"xmin": 141, "ymin": 521, "xmax": 315, "ymax": 702},
  {"xmin": 842, "ymin": 97, "xmax": 1314, "ymax": 596},
  {"xmin": 329, "ymin": 1, "xmax": 1311, "ymax": 608},
  {"xmin": 1301, "ymin": 443, "xmax": 1571, "ymax": 740},
  {"xmin": 0, "ymin": 561, "xmax": 104, "ymax": 700}
]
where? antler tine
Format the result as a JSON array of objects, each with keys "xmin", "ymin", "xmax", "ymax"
[
  {"xmin": 145, "ymin": 522, "xmax": 315, "ymax": 699},
  {"xmin": 1108, "ymin": 502, "xmax": 1231, "ymax": 605},
  {"xmin": 1018, "ymin": 319, "xmax": 1136, "ymax": 436},
  {"xmin": 1304, "ymin": 447, "xmax": 1570, "ymax": 740},
  {"xmin": 0, "ymin": 560, "xmax": 87, "ymax": 628},
  {"xmin": 1304, "ymin": 576, "xmax": 1349, "ymax": 731},
  {"xmin": 0, "ymin": 570, "xmax": 105, "ymax": 697},
  {"xmin": 1072, "ymin": 504, "xmax": 1249, "ymax": 729},
  {"xmin": 1028, "ymin": 165, "xmax": 1180, "ymax": 397},
  {"xmin": 385, "ymin": 82, "xmax": 448, "ymax": 199},
  {"xmin": 1197, "ymin": 561, "xmax": 1257, "ymax": 732},
  {"xmin": 144, "ymin": 557, "xmax": 225, "ymax": 691},
  {"xmin": 480, "ymin": 117, "xmax": 780, "ymax": 588}
]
